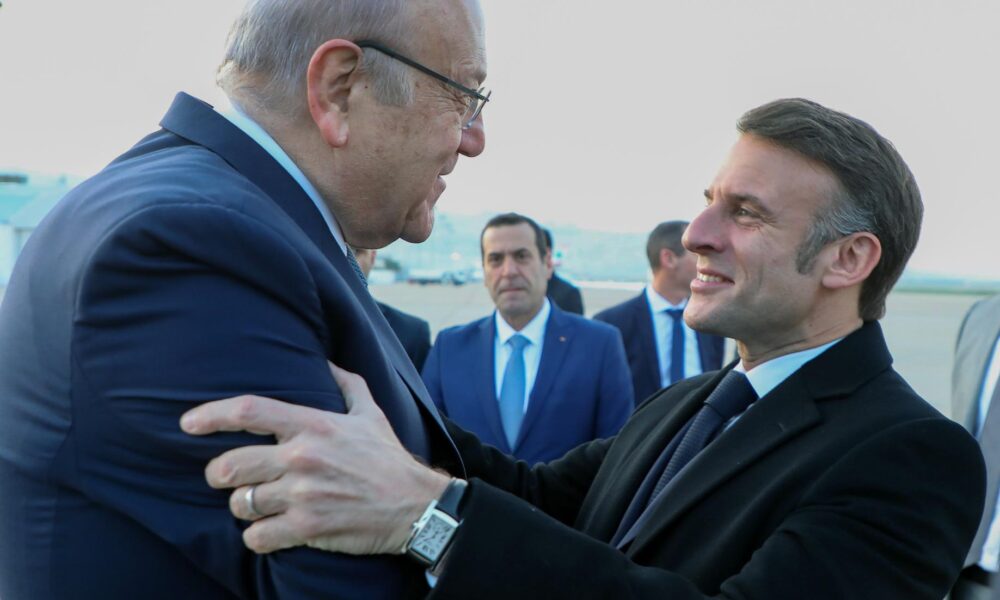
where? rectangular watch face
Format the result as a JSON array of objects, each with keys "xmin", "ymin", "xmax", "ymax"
[{"xmin": 412, "ymin": 513, "xmax": 457, "ymax": 562}]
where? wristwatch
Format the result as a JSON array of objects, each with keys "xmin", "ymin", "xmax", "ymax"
[{"xmin": 403, "ymin": 478, "xmax": 467, "ymax": 568}]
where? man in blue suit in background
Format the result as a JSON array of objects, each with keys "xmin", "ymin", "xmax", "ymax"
[
  {"xmin": 0, "ymin": 0, "xmax": 487, "ymax": 597},
  {"xmin": 422, "ymin": 213, "xmax": 634, "ymax": 464},
  {"xmin": 595, "ymin": 221, "xmax": 725, "ymax": 403}
]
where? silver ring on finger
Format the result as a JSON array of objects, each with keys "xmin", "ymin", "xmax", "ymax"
[{"xmin": 244, "ymin": 485, "xmax": 262, "ymax": 519}]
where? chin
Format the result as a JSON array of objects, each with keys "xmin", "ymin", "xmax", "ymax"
[
  {"xmin": 399, "ymin": 205, "xmax": 436, "ymax": 243},
  {"xmin": 684, "ymin": 305, "xmax": 723, "ymax": 337}
]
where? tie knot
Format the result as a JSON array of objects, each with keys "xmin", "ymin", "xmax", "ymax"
[
  {"xmin": 665, "ymin": 308, "xmax": 684, "ymax": 321},
  {"xmin": 704, "ymin": 371, "xmax": 757, "ymax": 421},
  {"xmin": 508, "ymin": 334, "xmax": 530, "ymax": 352}
]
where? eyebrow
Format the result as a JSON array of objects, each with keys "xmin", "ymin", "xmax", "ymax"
[
  {"xmin": 704, "ymin": 188, "xmax": 774, "ymax": 217},
  {"xmin": 487, "ymin": 247, "xmax": 532, "ymax": 258}
]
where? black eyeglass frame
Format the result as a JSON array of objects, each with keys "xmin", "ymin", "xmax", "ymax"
[{"xmin": 355, "ymin": 40, "xmax": 490, "ymax": 128}]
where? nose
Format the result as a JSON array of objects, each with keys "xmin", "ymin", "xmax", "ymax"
[
  {"xmin": 683, "ymin": 203, "xmax": 723, "ymax": 256},
  {"xmin": 458, "ymin": 114, "xmax": 486, "ymax": 157},
  {"xmin": 499, "ymin": 255, "xmax": 518, "ymax": 277}
]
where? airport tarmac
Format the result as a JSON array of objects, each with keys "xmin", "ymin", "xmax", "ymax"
[
  {"xmin": 371, "ymin": 282, "xmax": 989, "ymax": 420},
  {"xmin": 0, "ymin": 281, "xmax": 981, "ymax": 420}
]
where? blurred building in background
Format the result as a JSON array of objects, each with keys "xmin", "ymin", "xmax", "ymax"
[{"xmin": 0, "ymin": 171, "xmax": 80, "ymax": 285}]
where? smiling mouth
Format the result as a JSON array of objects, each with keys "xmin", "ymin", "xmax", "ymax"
[{"xmin": 696, "ymin": 273, "xmax": 729, "ymax": 283}]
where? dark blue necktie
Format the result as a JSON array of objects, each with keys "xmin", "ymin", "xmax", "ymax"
[
  {"xmin": 647, "ymin": 370, "xmax": 757, "ymax": 505},
  {"xmin": 345, "ymin": 248, "xmax": 368, "ymax": 288},
  {"xmin": 610, "ymin": 369, "xmax": 758, "ymax": 548},
  {"xmin": 666, "ymin": 308, "xmax": 685, "ymax": 384}
]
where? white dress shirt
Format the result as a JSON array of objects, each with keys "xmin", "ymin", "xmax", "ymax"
[
  {"xmin": 493, "ymin": 300, "xmax": 551, "ymax": 413},
  {"xmin": 216, "ymin": 101, "xmax": 348, "ymax": 255},
  {"xmin": 645, "ymin": 286, "xmax": 703, "ymax": 386},
  {"xmin": 973, "ymin": 334, "xmax": 1000, "ymax": 571},
  {"xmin": 723, "ymin": 338, "xmax": 841, "ymax": 430}
]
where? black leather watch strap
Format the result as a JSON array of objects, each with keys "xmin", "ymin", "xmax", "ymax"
[{"xmin": 436, "ymin": 479, "xmax": 467, "ymax": 518}]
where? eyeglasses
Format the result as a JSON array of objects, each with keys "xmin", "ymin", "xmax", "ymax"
[{"xmin": 356, "ymin": 40, "xmax": 490, "ymax": 130}]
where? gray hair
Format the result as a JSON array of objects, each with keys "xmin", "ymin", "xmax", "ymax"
[
  {"xmin": 795, "ymin": 189, "xmax": 874, "ymax": 273},
  {"xmin": 218, "ymin": 0, "xmax": 414, "ymax": 118},
  {"xmin": 737, "ymin": 98, "xmax": 923, "ymax": 321}
]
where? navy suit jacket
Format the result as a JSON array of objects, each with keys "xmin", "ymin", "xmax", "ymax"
[
  {"xmin": 594, "ymin": 292, "xmax": 725, "ymax": 403},
  {"xmin": 0, "ymin": 93, "xmax": 462, "ymax": 599},
  {"xmin": 378, "ymin": 301, "xmax": 432, "ymax": 372},
  {"xmin": 422, "ymin": 306, "xmax": 634, "ymax": 464}
]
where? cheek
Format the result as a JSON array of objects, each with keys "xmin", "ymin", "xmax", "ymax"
[{"xmin": 485, "ymin": 271, "xmax": 500, "ymax": 289}]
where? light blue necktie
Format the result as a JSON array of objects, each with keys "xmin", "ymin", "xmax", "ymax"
[
  {"xmin": 666, "ymin": 308, "xmax": 685, "ymax": 384},
  {"xmin": 498, "ymin": 334, "xmax": 530, "ymax": 449}
]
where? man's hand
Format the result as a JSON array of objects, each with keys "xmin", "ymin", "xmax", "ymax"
[{"xmin": 180, "ymin": 363, "xmax": 450, "ymax": 555}]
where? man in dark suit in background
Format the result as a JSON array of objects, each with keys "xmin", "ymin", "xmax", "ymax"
[
  {"xmin": 185, "ymin": 98, "xmax": 986, "ymax": 599},
  {"xmin": 595, "ymin": 221, "xmax": 725, "ymax": 402},
  {"xmin": 352, "ymin": 247, "xmax": 432, "ymax": 372},
  {"xmin": 0, "ymin": 0, "xmax": 487, "ymax": 597},
  {"xmin": 422, "ymin": 213, "xmax": 633, "ymax": 464},
  {"xmin": 543, "ymin": 228, "xmax": 585, "ymax": 315},
  {"xmin": 952, "ymin": 293, "xmax": 1000, "ymax": 599}
]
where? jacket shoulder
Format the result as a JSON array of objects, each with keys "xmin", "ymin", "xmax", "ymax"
[
  {"xmin": 592, "ymin": 293, "xmax": 645, "ymax": 325},
  {"xmin": 961, "ymin": 294, "xmax": 1000, "ymax": 333},
  {"xmin": 434, "ymin": 316, "xmax": 491, "ymax": 345}
]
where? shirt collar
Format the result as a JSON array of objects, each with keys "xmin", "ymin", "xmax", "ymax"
[
  {"xmin": 216, "ymin": 99, "xmax": 347, "ymax": 255},
  {"xmin": 734, "ymin": 338, "xmax": 842, "ymax": 399},
  {"xmin": 645, "ymin": 284, "xmax": 687, "ymax": 312},
  {"xmin": 495, "ymin": 299, "xmax": 551, "ymax": 347}
]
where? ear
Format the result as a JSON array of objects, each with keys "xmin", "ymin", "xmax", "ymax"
[
  {"xmin": 820, "ymin": 232, "xmax": 882, "ymax": 290},
  {"xmin": 659, "ymin": 248, "xmax": 675, "ymax": 270},
  {"xmin": 543, "ymin": 249, "xmax": 555, "ymax": 279},
  {"xmin": 306, "ymin": 40, "xmax": 363, "ymax": 149}
]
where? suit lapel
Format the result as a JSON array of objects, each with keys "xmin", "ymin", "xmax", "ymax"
[
  {"xmin": 634, "ymin": 294, "xmax": 661, "ymax": 396},
  {"xmin": 622, "ymin": 373, "xmax": 821, "ymax": 550},
  {"xmin": 588, "ymin": 371, "xmax": 726, "ymax": 536},
  {"xmin": 474, "ymin": 316, "xmax": 510, "ymax": 452},
  {"xmin": 517, "ymin": 308, "xmax": 572, "ymax": 448},
  {"xmin": 158, "ymin": 93, "xmax": 460, "ymax": 464},
  {"xmin": 623, "ymin": 321, "xmax": 892, "ymax": 554}
]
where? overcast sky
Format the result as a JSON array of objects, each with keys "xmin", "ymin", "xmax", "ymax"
[{"xmin": 1, "ymin": 1, "xmax": 997, "ymax": 278}]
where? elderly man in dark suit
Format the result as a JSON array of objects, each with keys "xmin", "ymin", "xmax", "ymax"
[
  {"xmin": 0, "ymin": 0, "xmax": 488, "ymax": 597},
  {"xmin": 596, "ymin": 221, "xmax": 725, "ymax": 402},
  {"xmin": 186, "ymin": 99, "xmax": 985, "ymax": 599},
  {"xmin": 952, "ymin": 293, "xmax": 1000, "ymax": 599}
]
